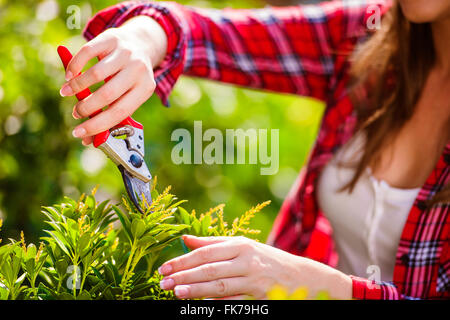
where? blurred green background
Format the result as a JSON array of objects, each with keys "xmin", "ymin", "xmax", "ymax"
[{"xmin": 0, "ymin": 0, "xmax": 324, "ymax": 244}]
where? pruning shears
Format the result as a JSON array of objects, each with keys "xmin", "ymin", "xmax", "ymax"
[{"xmin": 57, "ymin": 45, "xmax": 152, "ymax": 213}]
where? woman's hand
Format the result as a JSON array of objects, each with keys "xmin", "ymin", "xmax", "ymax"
[
  {"xmin": 60, "ymin": 16, "xmax": 168, "ymax": 145},
  {"xmin": 158, "ymin": 235, "xmax": 352, "ymax": 300}
]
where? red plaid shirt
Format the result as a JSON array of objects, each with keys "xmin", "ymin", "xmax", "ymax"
[{"xmin": 83, "ymin": 0, "xmax": 449, "ymax": 299}]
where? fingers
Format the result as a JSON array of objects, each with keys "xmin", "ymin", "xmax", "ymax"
[
  {"xmin": 81, "ymin": 136, "xmax": 93, "ymax": 146},
  {"xmin": 72, "ymin": 67, "xmax": 135, "ymax": 119},
  {"xmin": 182, "ymin": 235, "xmax": 230, "ymax": 250},
  {"xmin": 160, "ymin": 259, "xmax": 246, "ymax": 290},
  {"xmin": 60, "ymin": 28, "xmax": 157, "ymax": 144},
  {"xmin": 72, "ymin": 84, "xmax": 150, "ymax": 138},
  {"xmin": 172, "ymin": 277, "xmax": 248, "ymax": 299},
  {"xmin": 61, "ymin": 51, "xmax": 125, "ymax": 97},
  {"xmin": 158, "ymin": 239, "xmax": 243, "ymax": 276},
  {"xmin": 65, "ymin": 32, "xmax": 118, "ymax": 81}
]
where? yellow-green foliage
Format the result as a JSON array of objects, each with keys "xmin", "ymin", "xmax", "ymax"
[
  {"xmin": 176, "ymin": 201, "xmax": 270, "ymax": 238},
  {"xmin": 0, "ymin": 182, "xmax": 268, "ymax": 300},
  {"xmin": 266, "ymin": 284, "xmax": 331, "ymax": 300}
]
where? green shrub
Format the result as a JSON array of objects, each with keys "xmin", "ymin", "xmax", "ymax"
[{"xmin": 0, "ymin": 181, "xmax": 269, "ymax": 300}]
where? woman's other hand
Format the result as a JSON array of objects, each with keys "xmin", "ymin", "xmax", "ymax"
[{"xmin": 158, "ymin": 235, "xmax": 352, "ymax": 300}]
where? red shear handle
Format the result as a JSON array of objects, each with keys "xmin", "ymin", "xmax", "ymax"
[{"xmin": 57, "ymin": 45, "xmax": 143, "ymax": 148}]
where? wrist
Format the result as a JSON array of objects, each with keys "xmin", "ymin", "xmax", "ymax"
[
  {"xmin": 121, "ymin": 15, "xmax": 168, "ymax": 68},
  {"xmin": 297, "ymin": 257, "xmax": 353, "ymax": 300},
  {"xmin": 325, "ymin": 269, "xmax": 353, "ymax": 300}
]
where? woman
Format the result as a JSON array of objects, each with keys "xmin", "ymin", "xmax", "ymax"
[{"xmin": 59, "ymin": 0, "xmax": 450, "ymax": 299}]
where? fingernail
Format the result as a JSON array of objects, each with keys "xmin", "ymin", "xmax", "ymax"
[
  {"xmin": 60, "ymin": 84, "xmax": 73, "ymax": 97},
  {"xmin": 65, "ymin": 71, "xmax": 73, "ymax": 81},
  {"xmin": 158, "ymin": 264, "xmax": 172, "ymax": 275},
  {"xmin": 159, "ymin": 278, "xmax": 174, "ymax": 290},
  {"xmin": 174, "ymin": 286, "xmax": 189, "ymax": 298},
  {"xmin": 72, "ymin": 109, "xmax": 81, "ymax": 119},
  {"xmin": 72, "ymin": 127, "xmax": 86, "ymax": 138}
]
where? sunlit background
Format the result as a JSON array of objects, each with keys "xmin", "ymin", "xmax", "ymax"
[{"xmin": 0, "ymin": 0, "xmax": 324, "ymax": 243}]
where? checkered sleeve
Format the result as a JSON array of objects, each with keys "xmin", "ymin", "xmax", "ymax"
[
  {"xmin": 350, "ymin": 274, "xmax": 441, "ymax": 300},
  {"xmin": 83, "ymin": 1, "xmax": 384, "ymax": 106},
  {"xmin": 350, "ymin": 276, "xmax": 403, "ymax": 300},
  {"xmin": 178, "ymin": 0, "xmax": 384, "ymax": 101}
]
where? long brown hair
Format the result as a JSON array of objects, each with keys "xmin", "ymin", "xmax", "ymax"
[{"xmin": 342, "ymin": 1, "xmax": 450, "ymax": 206}]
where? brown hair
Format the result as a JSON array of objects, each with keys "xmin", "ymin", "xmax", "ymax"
[{"xmin": 342, "ymin": 1, "xmax": 449, "ymax": 206}]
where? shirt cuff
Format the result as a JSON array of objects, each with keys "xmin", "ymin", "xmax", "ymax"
[
  {"xmin": 82, "ymin": 1, "xmax": 186, "ymax": 107},
  {"xmin": 350, "ymin": 275, "xmax": 402, "ymax": 300}
]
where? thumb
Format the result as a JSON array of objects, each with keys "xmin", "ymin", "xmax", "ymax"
[{"xmin": 181, "ymin": 235, "xmax": 230, "ymax": 250}]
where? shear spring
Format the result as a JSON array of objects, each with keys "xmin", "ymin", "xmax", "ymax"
[{"xmin": 111, "ymin": 125, "xmax": 134, "ymax": 138}]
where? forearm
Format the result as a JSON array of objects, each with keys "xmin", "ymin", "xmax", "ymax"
[
  {"xmin": 83, "ymin": 1, "xmax": 377, "ymax": 104},
  {"xmin": 293, "ymin": 256, "xmax": 352, "ymax": 299},
  {"xmin": 114, "ymin": 2, "xmax": 314, "ymax": 94},
  {"xmin": 311, "ymin": 263, "xmax": 353, "ymax": 299}
]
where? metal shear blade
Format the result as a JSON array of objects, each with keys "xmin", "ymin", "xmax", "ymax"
[
  {"xmin": 97, "ymin": 125, "xmax": 153, "ymax": 214},
  {"xmin": 119, "ymin": 165, "xmax": 152, "ymax": 214}
]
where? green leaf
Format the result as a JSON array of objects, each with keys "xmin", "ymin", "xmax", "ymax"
[
  {"xmin": 58, "ymin": 292, "xmax": 75, "ymax": 300},
  {"xmin": 89, "ymin": 281, "xmax": 106, "ymax": 297},
  {"xmin": 77, "ymin": 290, "xmax": 92, "ymax": 300},
  {"xmin": 99, "ymin": 284, "xmax": 114, "ymax": 300},
  {"xmin": 63, "ymin": 197, "xmax": 78, "ymax": 207},
  {"xmin": 25, "ymin": 244, "xmax": 37, "ymax": 261},
  {"xmin": 38, "ymin": 283, "xmax": 58, "ymax": 300},
  {"xmin": 43, "ymin": 230, "xmax": 72, "ymax": 258},
  {"xmin": 93, "ymin": 200, "xmax": 110, "ymax": 221},
  {"xmin": 78, "ymin": 233, "xmax": 91, "ymax": 254},
  {"xmin": 178, "ymin": 207, "xmax": 191, "ymax": 225},
  {"xmin": 85, "ymin": 195, "xmax": 96, "ymax": 210},
  {"xmin": 129, "ymin": 283, "xmax": 153, "ymax": 297},
  {"xmin": 131, "ymin": 271, "xmax": 146, "ymax": 285},
  {"xmin": 112, "ymin": 205, "xmax": 133, "ymax": 242},
  {"xmin": 145, "ymin": 236, "xmax": 181, "ymax": 253},
  {"xmin": 103, "ymin": 264, "xmax": 119, "ymax": 286},
  {"xmin": 90, "ymin": 267, "xmax": 104, "ymax": 282},
  {"xmin": 62, "ymin": 207, "xmax": 75, "ymax": 219},
  {"xmin": 131, "ymin": 219, "xmax": 146, "ymax": 239},
  {"xmin": 25, "ymin": 259, "xmax": 35, "ymax": 275},
  {"xmin": 134, "ymin": 295, "xmax": 155, "ymax": 300},
  {"xmin": 55, "ymin": 259, "xmax": 68, "ymax": 277},
  {"xmin": 136, "ymin": 235, "xmax": 157, "ymax": 247},
  {"xmin": 67, "ymin": 219, "xmax": 79, "ymax": 240},
  {"xmin": 0, "ymin": 287, "xmax": 8, "ymax": 300},
  {"xmin": 168, "ymin": 199, "xmax": 188, "ymax": 208},
  {"xmin": 15, "ymin": 272, "xmax": 27, "ymax": 285},
  {"xmin": 192, "ymin": 220, "xmax": 201, "ymax": 235},
  {"xmin": 150, "ymin": 189, "xmax": 159, "ymax": 201},
  {"xmin": 201, "ymin": 215, "xmax": 211, "ymax": 235}
]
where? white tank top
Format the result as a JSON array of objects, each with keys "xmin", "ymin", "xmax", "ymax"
[{"xmin": 317, "ymin": 132, "xmax": 420, "ymax": 281}]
